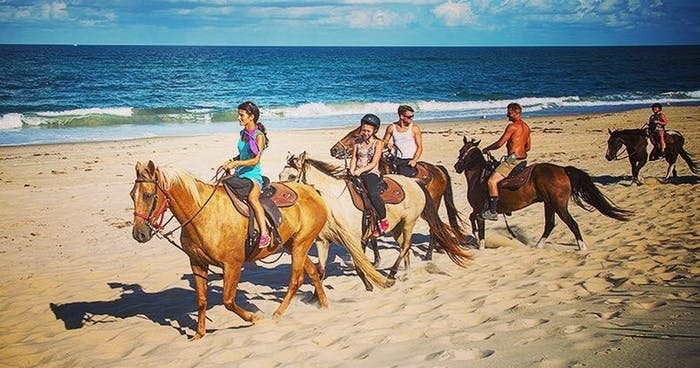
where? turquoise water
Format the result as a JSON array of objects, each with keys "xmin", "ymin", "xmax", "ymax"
[{"xmin": 1, "ymin": 45, "xmax": 699, "ymax": 146}]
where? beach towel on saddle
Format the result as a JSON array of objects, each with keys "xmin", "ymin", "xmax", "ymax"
[
  {"xmin": 346, "ymin": 176, "xmax": 405, "ymax": 240},
  {"xmin": 222, "ymin": 176, "xmax": 298, "ymax": 259}
]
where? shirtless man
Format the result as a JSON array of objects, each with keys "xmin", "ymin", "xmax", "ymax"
[{"xmin": 480, "ymin": 102, "xmax": 531, "ymax": 221}]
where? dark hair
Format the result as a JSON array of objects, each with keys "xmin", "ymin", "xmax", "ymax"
[
  {"xmin": 360, "ymin": 113, "xmax": 381, "ymax": 132},
  {"xmin": 398, "ymin": 105, "xmax": 414, "ymax": 116},
  {"xmin": 507, "ymin": 102, "xmax": 522, "ymax": 113},
  {"xmin": 652, "ymin": 103, "xmax": 662, "ymax": 110},
  {"xmin": 238, "ymin": 101, "xmax": 260, "ymax": 123},
  {"xmin": 238, "ymin": 101, "xmax": 269, "ymax": 147}
]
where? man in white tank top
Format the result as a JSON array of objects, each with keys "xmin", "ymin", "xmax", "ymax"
[{"xmin": 382, "ymin": 105, "xmax": 423, "ymax": 177}]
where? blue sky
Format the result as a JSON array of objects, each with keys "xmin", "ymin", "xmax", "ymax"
[{"xmin": 1, "ymin": 0, "xmax": 698, "ymax": 46}]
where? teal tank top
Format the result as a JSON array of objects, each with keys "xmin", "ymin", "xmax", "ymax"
[{"xmin": 234, "ymin": 129, "xmax": 264, "ymax": 187}]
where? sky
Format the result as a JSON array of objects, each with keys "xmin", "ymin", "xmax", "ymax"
[{"xmin": 0, "ymin": 0, "xmax": 699, "ymax": 46}]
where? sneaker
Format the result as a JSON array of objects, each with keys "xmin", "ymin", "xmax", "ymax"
[
  {"xmin": 258, "ymin": 234, "xmax": 271, "ymax": 248},
  {"xmin": 480, "ymin": 210, "xmax": 498, "ymax": 221},
  {"xmin": 379, "ymin": 218, "xmax": 389, "ymax": 232}
]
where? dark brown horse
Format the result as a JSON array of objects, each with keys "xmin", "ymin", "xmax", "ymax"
[
  {"xmin": 330, "ymin": 125, "xmax": 470, "ymax": 262},
  {"xmin": 455, "ymin": 137, "xmax": 632, "ymax": 251},
  {"xmin": 605, "ymin": 128, "xmax": 699, "ymax": 185},
  {"xmin": 130, "ymin": 160, "xmax": 329, "ymax": 339}
]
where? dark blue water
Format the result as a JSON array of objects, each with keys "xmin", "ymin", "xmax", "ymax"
[{"xmin": 1, "ymin": 45, "xmax": 698, "ymax": 145}]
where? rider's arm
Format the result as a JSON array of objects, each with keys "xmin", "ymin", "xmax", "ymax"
[
  {"xmin": 382, "ymin": 124, "xmax": 394, "ymax": 150},
  {"xmin": 483, "ymin": 126, "xmax": 513, "ymax": 153},
  {"xmin": 410, "ymin": 125, "xmax": 423, "ymax": 165},
  {"xmin": 659, "ymin": 113, "xmax": 668, "ymax": 126},
  {"xmin": 525, "ymin": 133, "xmax": 531, "ymax": 153}
]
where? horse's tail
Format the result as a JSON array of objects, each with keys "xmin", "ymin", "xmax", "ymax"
[
  {"xmin": 564, "ymin": 166, "xmax": 632, "ymax": 221},
  {"xmin": 325, "ymin": 217, "xmax": 394, "ymax": 288},
  {"xmin": 678, "ymin": 147, "xmax": 700, "ymax": 174},
  {"xmin": 419, "ymin": 184, "xmax": 474, "ymax": 267},
  {"xmin": 436, "ymin": 164, "xmax": 470, "ymax": 243}
]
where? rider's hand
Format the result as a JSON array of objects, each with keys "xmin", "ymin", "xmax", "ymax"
[
  {"xmin": 225, "ymin": 160, "xmax": 238, "ymax": 171},
  {"xmin": 409, "ymin": 159, "xmax": 417, "ymax": 167},
  {"xmin": 481, "ymin": 148, "xmax": 489, "ymax": 154}
]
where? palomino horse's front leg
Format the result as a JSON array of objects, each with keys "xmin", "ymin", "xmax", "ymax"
[
  {"xmin": 222, "ymin": 262, "xmax": 260, "ymax": 324},
  {"xmin": 190, "ymin": 261, "xmax": 209, "ymax": 340},
  {"xmin": 274, "ymin": 238, "xmax": 314, "ymax": 318}
]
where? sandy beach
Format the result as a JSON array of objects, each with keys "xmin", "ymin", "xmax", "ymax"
[{"xmin": 1, "ymin": 106, "xmax": 699, "ymax": 367}]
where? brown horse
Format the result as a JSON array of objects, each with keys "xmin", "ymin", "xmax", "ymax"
[
  {"xmin": 455, "ymin": 137, "xmax": 632, "ymax": 251},
  {"xmin": 130, "ymin": 160, "xmax": 329, "ymax": 339},
  {"xmin": 605, "ymin": 128, "xmax": 699, "ymax": 185},
  {"xmin": 330, "ymin": 125, "xmax": 470, "ymax": 261}
]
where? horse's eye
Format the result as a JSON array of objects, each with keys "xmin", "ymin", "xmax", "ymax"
[{"xmin": 143, "ymin": 192, "xmax": 153, "ymax": 200}]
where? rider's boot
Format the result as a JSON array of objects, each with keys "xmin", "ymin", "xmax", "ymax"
[{"xmin": 480, "ymin": 196, "xmax": 499, "ymax": 221}]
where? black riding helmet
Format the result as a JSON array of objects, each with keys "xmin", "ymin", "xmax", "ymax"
[
  {"xmin": 360, "ymin": 113, "xmax": 381, "ymax": 131},
  {"xmin": 652, "ymin": 102, "xmax": 662, "ymax": 110}
]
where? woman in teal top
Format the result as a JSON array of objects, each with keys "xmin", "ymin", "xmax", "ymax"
[{"xmin": 222, "ymin": 101, "xmax": 271, "ymax": 248}]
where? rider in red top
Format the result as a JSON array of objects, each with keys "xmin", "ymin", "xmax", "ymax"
[{"xmin": 649, "ymin": 103, "xmax": 667, "ymax": 157}]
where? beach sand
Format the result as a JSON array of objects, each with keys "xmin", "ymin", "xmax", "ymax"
[{"xmin": 1, "ymin": 107, "xmax": 698, "ymax": 367}]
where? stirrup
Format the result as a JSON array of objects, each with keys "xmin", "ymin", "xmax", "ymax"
[{"xmin": 480, "ymin": 211, "xmax": 498, "ymax": 221}]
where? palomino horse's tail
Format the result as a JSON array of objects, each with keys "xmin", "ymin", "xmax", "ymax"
[
  {"xmin": 436, "ymin": 164, "xmax": 470, "ymax": 243},
  {"xmin": 678, "ymin": 147, "xmax": 700, "ymax": 174},
  {"xmin": 564, "ymin": 166, "xmax": 632, "ymax": 221},
  {"xmin": 418, "ymin": 185, "xmax": 474, "ymax": 267},
  {"xmin": 325, "ymin": 217, "xmax": 395, "ymax": 288}
]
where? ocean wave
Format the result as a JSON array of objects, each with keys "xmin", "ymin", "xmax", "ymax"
[{"xmin": 2, "ymin": 91, "xmax": 699, "ymax": 131}]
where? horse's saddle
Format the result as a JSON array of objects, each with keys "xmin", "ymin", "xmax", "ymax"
[
  {"xmin": 498, "ymin": 162, "xmax": 536, "ymax": 191},
  {"xmin": 346, "ymin": 176, "xmax": 405, "ymax": 212},
  {"xmin": 223, "ymin": 180, "xmax": 298, "ymax": 223},
  {"xmin": 413, "ymin": 162, "xmax": 433, "ymax": 186}
]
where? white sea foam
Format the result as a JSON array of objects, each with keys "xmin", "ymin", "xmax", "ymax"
[
  {"xmin": 35, "ymin": 107, "xmax": 133, "ymax": 117},
  {"xmin": 0, "ymin": 113, "xmax": 23, "ymax": 130}
]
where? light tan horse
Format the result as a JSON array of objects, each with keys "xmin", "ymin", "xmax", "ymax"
[
  {"xmin": 130, "ymin": 160, "xmax": 329, "ymax": 339},
  {"xmin": 279, "ymin": 152, "xmax": 473, "ymax": 291}
]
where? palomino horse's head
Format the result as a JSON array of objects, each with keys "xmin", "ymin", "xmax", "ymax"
[
  {"xmin": 279, "ymin": 151, "xmax": 309, "ymax": 182},
  {"xmin": 605, "ymin": 128, "xmax": 624, "ymax": 161},
  {"xmin": 454, "ymin": 137, "xmax": 484, "ymax": 174},
  {"xmin": 130, "ymin": 160, "xmax": 169, "ymax": 243},
  {"xmin": 329, "ymin": 126, "xmax": 363, "ymax": 159}
]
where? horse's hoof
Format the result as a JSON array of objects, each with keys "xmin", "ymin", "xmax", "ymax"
[
  {"xmin": 190, "ymin": 332, "xmax": 204, "ymax": 341},
  {"xmin": 385, "ymin": 278, "xmax": 396, "ymax": 288}
]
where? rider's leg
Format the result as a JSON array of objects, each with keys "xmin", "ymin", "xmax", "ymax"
[
  {"xmin": 658, "ymin": 128, "xmax": 666, "ymax": 153},
  {"xmin": 248, "ymin": 183, "xmax": 270, "ymax": 247},
  {"xmin": 483, "ymin": 172, "xmax": 504, "ymax": 220}
]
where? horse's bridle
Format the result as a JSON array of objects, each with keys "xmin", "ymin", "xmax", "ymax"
[
  {"xmin": 607, "ymin": 136, "xmax": 630, "ymax": 160},
  {"xmin": 133, "ymin": 175, "xmax": 172, "ymax": 231}
]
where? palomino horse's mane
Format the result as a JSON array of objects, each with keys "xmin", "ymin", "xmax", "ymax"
[
  {"xmin": 304, "ymin": 157, "xmax": 347, "ymax": 179},
  {"xmin": 158, "ymin": 166, "xmax": 209, "ymax": 207}
]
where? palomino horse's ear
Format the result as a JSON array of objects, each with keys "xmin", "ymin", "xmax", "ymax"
[
  {"xmin": 135, "ymin": 161, "xmax": 143, "ymax": 176},
  {"xmin": 299, "ymin": 151, "xmax": 308, "ymax": 163},
  {"xmin": 146, "ymin": 160, "xmax": 157, "ymax": 177}
]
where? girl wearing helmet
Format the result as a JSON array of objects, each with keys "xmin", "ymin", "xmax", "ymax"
[{"xmin": 350, "ymin": 114, "xmax": 389, "ymax": 235}]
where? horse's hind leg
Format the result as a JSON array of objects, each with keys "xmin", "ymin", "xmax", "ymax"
[
  {"xmin": 190, "ymin": 261, "xmax": 210, "ymax": 340},
  {"xmin": 469, "ymin": 212, "xmax": 485, "ymax": 250},
  {"xmin": 304, "ymin": 256, "xmax": 328, "ymax": 308},
  {"xmin": 275, "ymin": 235, "xmax": 319, "ymax": 318},
  {"xmin": 556, "ymin": 207, "xmax": 587, "ymax": 251},
  {"xmin": 388, "ymin": 223, "xmax": 414, "ymax": 279},
  {"xmin": 535, "ymin": 204, "xmax": 556, "ymax": 249},
  {"xmin": 315, "ymin": 237, "xmax": 329, "ymax": 280}
]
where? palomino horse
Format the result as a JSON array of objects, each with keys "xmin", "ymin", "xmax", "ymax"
[
  {"xmin": 455, "ymin": 138, "xmax": 632, "ymax": 251},
  {"xmin": 131, "ymin": 160, "xmax": 329, "ymax": 339},
  {"xmin": 605, "ymin": 128, "xmax": 699, "ymax": 184},
  {"xmin": 279, "ymin": 152, "xmax": 472, "ymax": 290},
  {"xmin": 330, "ymin": 125, "xmax": 469, "ymax": 261}
]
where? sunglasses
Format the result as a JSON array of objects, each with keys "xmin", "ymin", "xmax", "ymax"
[{"xmin": 403, "ymin": 114, "xmax": 414, "ymax": 119}]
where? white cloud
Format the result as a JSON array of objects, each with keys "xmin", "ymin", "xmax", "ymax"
[
  {"xmin": 41, "ymin": 1, "xmax": 68, "ymax": 19},
  {"xmin": 347, "ymin": 9, "xmax": 405, "ymax": 28},
  {"xmin": 432, "ymin": 1, "xmax": 475, "ymax": 27}
]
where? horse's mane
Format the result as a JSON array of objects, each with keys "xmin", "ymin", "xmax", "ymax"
[
  {"xmin": 305, "ymin": 157, "xmax": 347, "ymax": 179},
  {"xmin": 159, "ymin": 167, "xmax": 209, "ymax": 207}
]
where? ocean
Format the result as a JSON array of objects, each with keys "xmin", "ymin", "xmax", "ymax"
[{"xmin": 1, "ymin": 45, "xmax": 699, "ymax": 146}]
